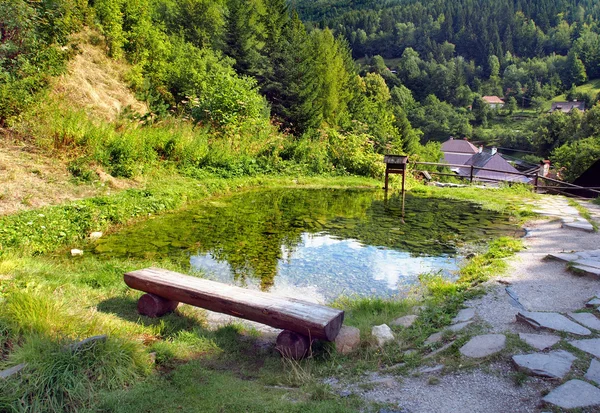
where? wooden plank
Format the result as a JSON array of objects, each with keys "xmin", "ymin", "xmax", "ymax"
[{"xmin": 124, "ymin": 268, "xmax": 345, "ymax": 341}]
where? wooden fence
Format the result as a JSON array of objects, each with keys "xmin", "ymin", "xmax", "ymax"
[{"xmin": 410, "ymin": 161, "xmax": 600, "ymax": 197}]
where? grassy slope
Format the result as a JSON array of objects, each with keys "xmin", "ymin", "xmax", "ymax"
[
  {"xmin": 549, "ymin": 78, "xmax": 600, "ymax": 107},
  {"xmin": 0, "ymin": 29, "xmax": 541, "ymax": 413}
]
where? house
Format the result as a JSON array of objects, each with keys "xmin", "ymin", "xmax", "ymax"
[
  {"xmin": 564, "ymin": 159, "xmax": 600, "ymax": 198},
  {"xmin": 441, "ymin": 137, "xmax": 479, "ymax": 169},
  {"xmin": 482, "ymin": 96, "xmax": 505, "ymax": 109},
  {"xmin": 457, "ymin": 148, "xmax": 530, "ymax": 183},
  {"xmin": 549, "ymin": 101, "xmax": 585, "ymax": 113}
]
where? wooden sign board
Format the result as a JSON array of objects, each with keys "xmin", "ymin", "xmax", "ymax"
[{"xmin": 384, "ymin": 155, "xmax": 408, "ymax": 165}]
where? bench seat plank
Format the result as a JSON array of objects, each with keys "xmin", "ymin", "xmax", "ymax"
[{"xmin": 124, "ymin": 267, "xmax": 344, "ymax": 341}]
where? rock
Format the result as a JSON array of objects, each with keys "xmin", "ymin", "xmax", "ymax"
[
  {"xmin": 542, "ymin": 379, "xmax": 600, "ymax": 409},
  {"xmin": 70, "ymin": 248, "xmax": 84, "ymax": 256},
  {"xmin": 585, "ymin": 359, "xmax": 600, "ymax": 384},
  {"xmin": 516, "ymin": 311, "xmax": 591, "ymax": 336},
  {"xmin": 372, "ymin": 324, "xmax": 395, "ymax": 347},
  {"xmin": 417, "ymin": 364, "xmax": 444, "ymax": 374},
  {"xmin": 452, "ymin": 308, "xmax": 475, "ymax": 324},
  {"xmin": 447, "ymin": 321, "xmax": 472, "ymax": 332},
  {"xmin": 404, "ymin": 349, "xmax": 417, "ymax": 356},
  {"xmin": 391, "ymin": 315, "xmax": 418, "ymax": 328},
  {"xmin": 424, "ymin": 331, "xmax": 443, "ymax": 345},
  {"xmin": 568, "ymin": 312, "xmax": 600, "ymax": 331},
  {"xmin": 68, "ymin": 335, "xmax": 107, "ymax": 351},
  {"xmin": 586, "ymin": 298, "xmax": 600, "ymax": 307},
  {"xmin": 571, "ymin": 264, "xmax": 600, "ymax": 277},
  {"xmin": 512, "ymin": 350, "xmax": 576, "ymax": 379},
  {"xmin": 335, "ymin": 326, "xmax": 361, "ymax": 355},
  {"xmin": 0, "ymin": 363, "xmax": 26, "ymax": 379},
  {"xmin": 89, "ymin": 231, "xmax": 103, "ymax": 240},
  {"xmin": 563, "ymin": 221, "xmax": 594, "ymax": 232},
  {"xmin": 459, "ymin": 334, "xmax": 506, "ymax": 358},
  {"xmin": 149, "ymin": 352, "xmax": 157, "ymax": 364},
  {"xmin": 568, "ymin": 338, "xmax": 600, "ymax": 358},
  {"xmin": 424, "ymin": 340, "xmax": 455, "ymax": 359},
  {"xmin": 518, "ymin": 333, "xmax": 560, "ymax": 350}
]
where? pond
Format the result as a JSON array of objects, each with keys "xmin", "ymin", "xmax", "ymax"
[{"xmin": 94, "ymin": 188, "xmax": 523, "ymax": 302}]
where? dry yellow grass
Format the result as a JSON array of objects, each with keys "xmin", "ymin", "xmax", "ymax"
[{"xmin": 52, "ymin": 29, "xmax": 147, "ymax": 122}]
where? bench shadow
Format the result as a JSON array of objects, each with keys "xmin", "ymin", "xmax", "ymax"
[{"xmin": 96, "ymin": 296, "xmax": 209, "ymax": 334}]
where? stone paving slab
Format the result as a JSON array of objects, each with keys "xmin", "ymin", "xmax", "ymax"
[
  {"xmin": 563, "ymin": 221, "xmax": 595, "ymax": 232},
  {"xmin": 459, "ymin": 334, "xmax": 506, "ymax": 358},
  {"xmin": 518, "ymin": 333, "xmax": 560, "ymax": 350},
  {"xmin": 572, "ymin": 264, "xmax": 600, "ymax": 277},
  {"xmin": 512, "ymin": 350, "xmax": 576, "ymax": 379},
  {"xmin": 568, "ymin": 312, "xmax": 600, "ymax": 331},
  {"xmin": 568, "ymin": 338, "xmax": 600, "ymax": 358},
  {"xmin": 587, "ymin": 298, "xmax": 600, "ymax": 307},
  {"xmin": 516, "ymin": 311, "xmax": 592, "ymax": 336},
  {"xmin": 546, "ymin": 250, "xmax": 600, "ymax": 278},
  {"xmin": 543, "ymin": 379, "xmax": 600, "ymax": 409},
  {"xmin": 585, "ymin": 359, "xmax": 600, "ymax": 384},
  {"xmin": 452, "ymin": 308, "xmax": 475, "ymax": 324}
]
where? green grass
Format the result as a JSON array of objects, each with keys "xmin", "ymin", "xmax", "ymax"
[
  {"xmin": 547, "ymin": 78, "xmax": 600, "ymax": 109},
  {"xmin": 0, "ymin": 180, "xmax": 531, "ymax": 412}
]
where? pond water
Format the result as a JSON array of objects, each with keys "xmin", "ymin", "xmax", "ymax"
[{"xmin": 94, "ymin": 188, "xmax": 523, "ymax": 302}]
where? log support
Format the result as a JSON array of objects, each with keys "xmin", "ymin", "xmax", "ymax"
[
  {"xmin": 137, "ymin": 293, "xmax": 179, "ymax": 317},
  {"xmin": 276, "ymin": 330, "xmax": 312, "ymax": 360}
]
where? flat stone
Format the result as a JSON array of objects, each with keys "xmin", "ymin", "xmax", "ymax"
[
  {"xmin": 543, "ymin": 379, "xmax": 600, "ymax": 409},
  {"xmin": 452, "ymin": 308, "xmax": 475, "ymax": 324},
  {"xmin": 459, "ymin": 334, "xmax": 506, "ymax": 358},
  {"xmin": 68, "ymin": 334, "xmax": 107, "ymax": 351},
  {"xmin": 568, "ymin": 338, "xmax": 600, "ymax": 358},
  {"xmin": 512, "ymin": 350, "xmax": 576, "ymax": 379},
  {"xmin": 0, "ymin": 363, "xmax": 26, "ymax": 379},
  {"xmin": 516, "ymin": 311, "xmax": 591, "ymax": 336},
  {"xmin": 563, "ymin": 221, "xmax": 595, "ymax": 232},
  {"xmin": 575, "ymin": 259, "xmax": 600, "ymax": 269},
  {"xmin": 335, "ymin": 326, "xmax": 361, "ymax": 355},
  {"xmin": 391, "ymin": 315, "xmax": 418, "ymax": 328},
  {"xmin": 568, "ymin": 312, "xmax": 600, "ymax": 331},
  {"xmin": 546, "ymin": 252, "xmax": 580, "ymax": 262},
  {"xmin": 572, "ymin": 264, "xmax": 600, "ymax": 277},
  {"xmin": 424, "ymin": 340, "xmax": 455, "ymax": 359},
  {"xmin": 372, "ymin": 324, "xmax": 395, "ymax": 347},
  {"xmin": 449, "ymin": 320, "xmax": 472, "ymax": 332},
  {"xmin": 585, "ymin": 359, "xmax": 600, "ymax": 384},
  {"xmin": 586, "ymin": 298, "xmax": 600, "ymax": 307},
  {"xmin": 70, "ymin": 248, "xmax": 83, "ymax": 256},
  {"xmin": 417, "ymin": 364, "xmax": 444, "ymax": 374},
  {"xmin": 518, "ymin": 333, "xmax": 560, "ymax": 350},
  {"xmin": 424, "ymin": 331, "xmax": 443, "ymax": 345}
]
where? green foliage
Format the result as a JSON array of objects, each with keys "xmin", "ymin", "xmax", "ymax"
[{"xmin": 551, "ymin": 137, "xmax": 600, "ymax": 182}]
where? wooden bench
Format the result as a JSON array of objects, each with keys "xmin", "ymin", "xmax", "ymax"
[{"xmin": 124, "ymin": 267, "xmax": 345, "ymax": 358}]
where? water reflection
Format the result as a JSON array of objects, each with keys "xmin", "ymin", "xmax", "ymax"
[{"xmin": 191, "ymin": 232, "xmax": 460, "ymax": 301}]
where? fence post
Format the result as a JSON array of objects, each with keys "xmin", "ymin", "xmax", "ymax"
[
  {"xmin": 469, "ymin": 165, "xmax": 474, "ymax": 183},
  {"xmin": 533, "ymin": 174, "xmax": 539, "ymax": 193}
]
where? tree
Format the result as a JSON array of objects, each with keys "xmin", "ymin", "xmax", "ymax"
[
  {"xmin": 506, "ymin": 96, "xmax": 517, "ymax": 114},
  {"xmin": 551, "ymin": 137, "xmax": 600, "ymax": 182},
  {"xmin": 224, "ymin": 0, "xmax": 266, "ymax": 77},
  {"xmin": 562, "ymin": 49, "xmax": 587, "ymax": 87}
]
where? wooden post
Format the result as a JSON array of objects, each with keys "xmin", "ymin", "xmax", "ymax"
[
  {"xmin": 384, "ymin": 164, "xmax": 390, "ymax": 191},
  {"xmin": 276, "ymin": 330, "xmax": 311, "ymax": 360},
  {"xmin": 138, "ymin": 293, "xmax": 179, "ymax": 317},
  {"xmin": 533, "ymin": 174, "xmax": 539, "ymax": 193},
  {"xmin": 470, "ymin": 165, "xmax": 474, "ymax": 183}
]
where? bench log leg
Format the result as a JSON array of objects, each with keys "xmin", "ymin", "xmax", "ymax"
[
  {"xmin": 138, "ymin": 293, "xmax": 179, "ymax": 317},
  {"xmin": 275, "ymin": 330, "xmax": 312, "ymax": 360}
]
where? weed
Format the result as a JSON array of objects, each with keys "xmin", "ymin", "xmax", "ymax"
[{"xmin": 427, "ymin": 376, "xmax": 440, "ymax": 385}]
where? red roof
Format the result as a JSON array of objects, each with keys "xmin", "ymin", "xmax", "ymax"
[
  {"xmin": 482, "ymin": 96, "xmax": 505, "ymax": 104},
  {"xmin": 441, "ymin": 137, "xmax": 479, "ymax": 154}
]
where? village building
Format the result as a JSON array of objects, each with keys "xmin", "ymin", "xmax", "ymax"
[{"xmin": 482, "ymin": 96, "xmax": 505, "ymax": 109}]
